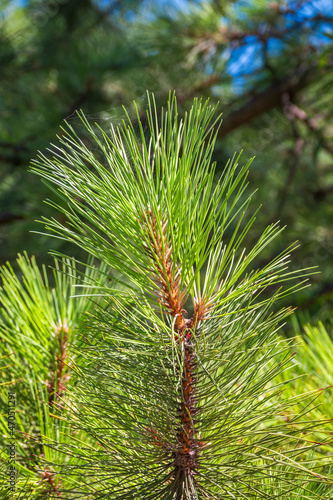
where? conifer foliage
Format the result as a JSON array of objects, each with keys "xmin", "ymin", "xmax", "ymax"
[
  {"xmin": 29, "ymin": 94, "xmax": 331, "ymax": 498},
  {"xmin": 0, "ymin": 254, "xmax": 107, "ymax": 497}
]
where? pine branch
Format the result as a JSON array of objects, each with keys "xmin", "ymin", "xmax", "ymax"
[
  {"xmin": 141, "ymin": 206, "xmax": 210, "ymax": 496},
  {"xmin": 46, "ymin": 321, "xmax": 70, "ymax": 403},
  {"xmin": 218, "ymin": 61, "xmax": 332, "ymax": 137},
  {"xmin": 283, "ymin": 96, "xmax": 333, "ymax": 156},
  {"xmin": 28, "ymin": 93, "xmax": 332, "ymax": 498},
  {"xmin": 141, "ymin": 206, "xmax": 186, "ymax": 328}
]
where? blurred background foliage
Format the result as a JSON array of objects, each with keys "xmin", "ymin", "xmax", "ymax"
[{"xmin": 0, "ymin": 0, "xmax": 333, "ymax": 322}]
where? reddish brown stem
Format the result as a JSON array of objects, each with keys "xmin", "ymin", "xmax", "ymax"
[
  {"xmin": 39, "ymin": 468, "xmax": 61, "ymax": 497},
  {"xmin": 173, "ymin": 335, "xmax": 199, "ymax": 488},
  {"xmin": 142, "ymin": 208, "xmax": 211, "ymax": 497},
  {"xmin": 46, "ymin": 322, "xmax": 70, "ymax": 403}
]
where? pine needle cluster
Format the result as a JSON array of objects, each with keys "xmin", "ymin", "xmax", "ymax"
[{"xmin": 1, "ymin": 93, "xmax": 331, "ymax": 498}]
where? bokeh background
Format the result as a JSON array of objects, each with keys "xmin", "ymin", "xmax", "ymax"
[{"xmin": 1, "ymin": 0, "xmax": 333, "ymax": 323}]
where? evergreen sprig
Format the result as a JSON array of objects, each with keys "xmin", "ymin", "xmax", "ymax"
[
  {"xmin": 29, "ymin": 93, "xmax": 331, "ymax": 498},
  {"xmin": 0, "ymin": 253, "xmax": 108, "ymax": 498}
]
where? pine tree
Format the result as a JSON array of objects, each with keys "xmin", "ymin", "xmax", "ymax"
[{"xmin": 18, "ymin": 93, "xmax": 332, "ymax": 497}]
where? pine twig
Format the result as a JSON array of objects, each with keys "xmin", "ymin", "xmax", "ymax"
[{"xmin": 142, "ymin": 206, "xmax": 211, "ymax": 497}]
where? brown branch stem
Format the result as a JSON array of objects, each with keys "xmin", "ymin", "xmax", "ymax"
[
  {"xmin": 283, "ymin": 98, "xmax": 333, "ymax": 156},
  {"xmin": 142, "ymin": 207, "xmax": 211, "ymax": 497},
  {"xmin": 218, "ymin": 61, "xmax": 332, "ymax": 138},
  {"xmin": 46, "ymin": 322, "xmax": 70, "ymax": 403}
]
